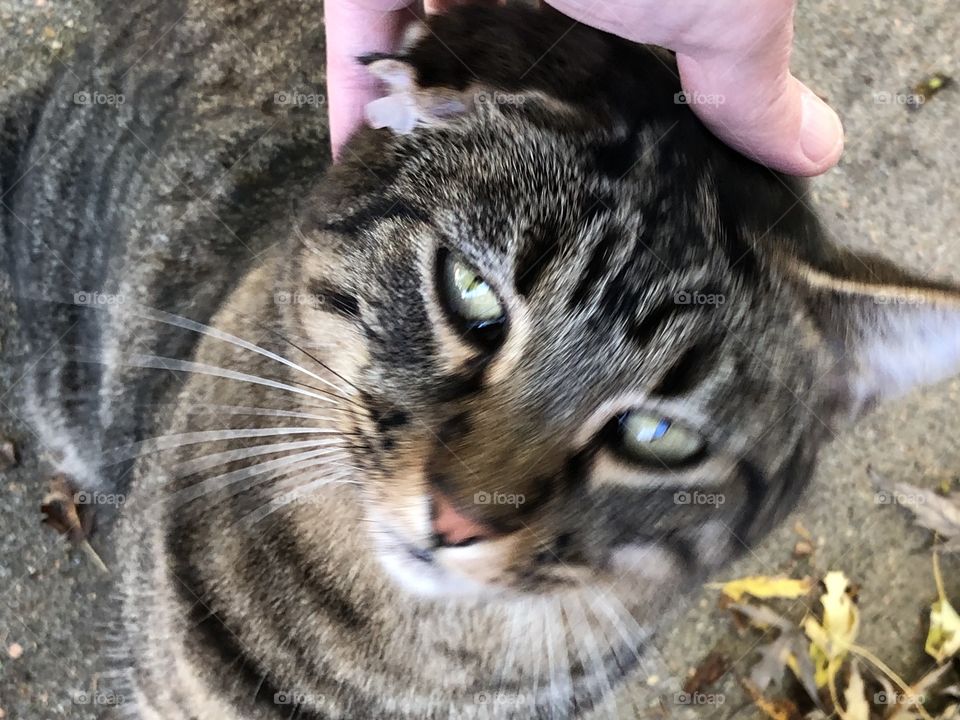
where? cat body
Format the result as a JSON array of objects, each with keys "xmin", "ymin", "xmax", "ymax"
[{"xmin": 4, "ymin": 2, "xmax": 960, "ymax": 718}]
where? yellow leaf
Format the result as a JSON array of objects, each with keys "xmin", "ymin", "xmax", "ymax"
[
  {"xmin": 804, "ymin": 571, "xmax": 859, "ymax": 688},
  {"xmin": 926, "ymin": 550, "xmax": 960, "ymax": 664},
  {"xmin": 711, "ymin": 575, "xmax": 813, "ymax": 603},
  {"xmin": 925, "ymin": 597, "xmax": 960, "ymax": 663},
  {"xmin": 843, "ymin": 663, "xmax": 871, "ymax": 720}
]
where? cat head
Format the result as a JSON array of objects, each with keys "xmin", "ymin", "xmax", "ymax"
[{"xmin": 286, "ymin": 5, "xmax": 960, "ymax": 598}]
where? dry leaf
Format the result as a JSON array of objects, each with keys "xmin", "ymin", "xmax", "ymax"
[
  {"xmin": 926, "ymin": 553, "xmax": 960, "ymax": 665},
  {"xmin": 40, "ymin": 475, "xmax": 108, "ymax": 573},
  {"xmin": 732, "ymin": 603, "xmax": 822, "ymax": 708},
  {"xmin": 804, "ymin": 571, "xmax": 859, "ymax": 688},
  {"xmin": 712, "ymin": 575, "xmax": 813, "ymax": 603},
  {"xmin": 683, "ymin": 651, "xmax": 730, "ymax": 694},
  {"xmin": 742, "ymin": 679, "xmax": 804, "ymax": 720},
  {"xmin": 869, "ymin": 471, "xmax": 960, "ymax": 544},
  {"xmin": 926, "ymin": 597, "xmax": 960, "ymax": 664},
  {"xmin": 843, "ymin": 662, "xmax": 871, "ymax": 720}
]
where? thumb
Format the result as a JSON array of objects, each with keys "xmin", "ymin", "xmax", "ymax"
[{"xmin": 677, "ymin": 51, "xmax": 843, "ymax": 176}]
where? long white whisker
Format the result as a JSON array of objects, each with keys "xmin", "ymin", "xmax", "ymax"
[
  {"xmin": 589, "ymin": 590, "xmax": 662, "ymax": 680},
  {"xmin": 174, "ymin": 438, "xmax": 342, "ymax": 476},
  {"xmin": 567, "ymin": 593, "xmax": 616, "ymax": 717},
  {"xmin": 102, "ymin": 426, "xmax": 337, "ymax": 465},
  {"xmin": 552, "ymin": 597, "xmax": 574, "ymax": 718},
  {"xmin": 152, "ymin": 403, "xmax": 337, "ymax": 421},
  {"xmin": 545, "ymin": 599, "xmax": 561, "ymax": 720},
  {"xmin": 82, "ymin": 352, "xmax": 341, "ymax": 406},
  {"xmin": 171, "ymin": 446, "xmax": 345, "ymax": 505},
  {"xmin": 134, "ymin": 307, "xmax": 355, "ymax": 398},
  {"xmin": 238, "ymin": 470, "xmax": 359, "ymax": 527}
]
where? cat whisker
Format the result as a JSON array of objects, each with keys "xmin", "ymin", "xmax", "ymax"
[
  {"xmin": 171, "ymin": 446, "xmax": 347, "ymax": 506},
  {"xmin": 132, "ymin": 306, "xmax": 356, "ymax": 400},
  {"xmin": 101, "ymin": 426, "xmax": 339, "ymax": 466},
  {"xmin": 174, "ymin": 438, "xmax": 345, "ymax": 476},
  {"xmin": 566, "ymin": 593, "xmax": 616, "ymax": 716},
  {"xmin": 551, "ymin": 597, "xmax": 575, "ymax": 717},
  {"xmin": 544, "ymin": 599, "xmax": 562, "ymax": 720},
  {"xmin": 145, "ymin": 402, "xmax": 340, "ymax": 422},
  {"xmin": 124, "ymin": 352, "xmax": 347, "ymax": 405},
  {"xmin": 237, "ymin": 470, "xmax": 359, "ymax": 528},
  {"xmin": 586, "ymin": 589, "xmax": 662, "ymax": 680}
]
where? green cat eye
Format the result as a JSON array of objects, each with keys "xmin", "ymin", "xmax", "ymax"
[
  {"xmin": 444, "ymin": 256, "xmax": 503, "ymax": 322},
  {"xmin": 437, "ymin": 251, "xmax": 506, "ymax": 346},
  {"xmin": 616, "ymin": 412, "xmax": 705, "ymax": 467}
]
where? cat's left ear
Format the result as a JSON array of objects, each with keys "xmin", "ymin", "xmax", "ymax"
[{"xmin": 784, "ymin": 252, "xmax": 960, "ymax": 414}]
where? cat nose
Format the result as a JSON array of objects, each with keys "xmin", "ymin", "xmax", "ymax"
[{"xmin": 430, "ymin": 491, "xmax": 498, "ymax": 547}]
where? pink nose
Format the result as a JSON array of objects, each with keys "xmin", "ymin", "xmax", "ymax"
[{"xmin": 431, "ymin": 492, "xmax": 498, "ymax": 547}]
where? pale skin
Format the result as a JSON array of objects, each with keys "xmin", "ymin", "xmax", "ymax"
[{"xmin": 325, "ymin": 0, "xmax": 844, "ymax": 176}]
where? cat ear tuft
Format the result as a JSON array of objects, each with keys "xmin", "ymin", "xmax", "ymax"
[{"xmin": 786, "ymin": 255, "xmax": 960, "ymax": 413}]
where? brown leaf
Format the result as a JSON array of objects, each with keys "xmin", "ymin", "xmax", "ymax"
[
  {"xmin": 683, "ymin": 651, "xmax": 730, "ymax": 694},
  {"xmin": 742, "ymin": 679, "xmax": 804, "ymax": 720},
  {"xmin": 40, "ymin": 474, "xmax": 92, "ymax": 543},
  {"xmin": 40, "ymin": 475, "xmax": 107, "ymax": 573}
]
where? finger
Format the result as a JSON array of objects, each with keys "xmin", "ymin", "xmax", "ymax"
[
  {"xmin": 676, "ymin": 50, "xmax": 844, "ymax": 176},
  {"xmin": 545, "ymin": 0, "xmax": 843, "ymax": 176},
  {"xmin": 326, "ymin": 0, "xmax": 418, "ymax": 160}
]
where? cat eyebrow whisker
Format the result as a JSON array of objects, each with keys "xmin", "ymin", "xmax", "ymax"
[{"xmin": 218, "ymin": 304, "xmax": 373, "ymax": 412}]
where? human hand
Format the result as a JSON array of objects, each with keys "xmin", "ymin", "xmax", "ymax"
[{"xmin": 326, "ymin": 0, "xmax": 843, "ymax": 176}]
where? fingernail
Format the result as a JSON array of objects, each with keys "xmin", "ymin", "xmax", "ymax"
[{"xmin": 799, "ymin": 90, "xmax": 844, "ymax": 165}]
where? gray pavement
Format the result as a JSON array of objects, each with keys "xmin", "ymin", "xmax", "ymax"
[{"xmin": 1, "ymin": 1, "xmax": 958, "ymax": 718}]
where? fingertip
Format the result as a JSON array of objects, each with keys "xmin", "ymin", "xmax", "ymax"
[{"xmin": 797, "ymin": 88, "xmax": 844, "ymax": 174}]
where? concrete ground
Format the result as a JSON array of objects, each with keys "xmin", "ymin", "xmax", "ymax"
[{"xmin": 1, "ymin": 1, "xmax": 958, "ymax": 718}]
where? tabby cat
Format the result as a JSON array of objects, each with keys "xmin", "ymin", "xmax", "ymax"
[{"xmin": 4, "ymin": 1, "xmax": 960, "ymax": 718}]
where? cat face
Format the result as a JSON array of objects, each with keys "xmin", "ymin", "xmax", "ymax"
[
  {"xmin": 285, "ymin": 6, "xmax": 960, "ymax": 600},
  {"xmin": 289, "ymin": 100, "xmax": 835, "ymax": 598}
]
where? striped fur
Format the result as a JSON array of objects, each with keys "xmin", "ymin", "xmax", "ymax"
[{"xmin": 4, "ymin": 2, "xmax": 960, "ymax": 718}]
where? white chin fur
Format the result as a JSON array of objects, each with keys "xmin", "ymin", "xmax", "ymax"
[{"xmin": 372, "ymin": 533, "xmax": 487, "ymax": 598}]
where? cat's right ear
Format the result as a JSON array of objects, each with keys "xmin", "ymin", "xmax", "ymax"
[{"xmin": 782, "ymin": 252, "xmax": 960, "ymax": 416}]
